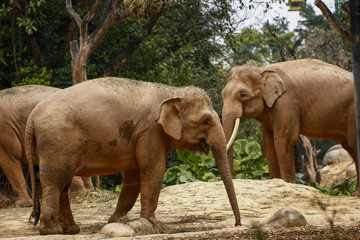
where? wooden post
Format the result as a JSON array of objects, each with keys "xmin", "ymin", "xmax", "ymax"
[{"xmin": 350, "ymin": 0, "xmax": 360, "ymax": 190}]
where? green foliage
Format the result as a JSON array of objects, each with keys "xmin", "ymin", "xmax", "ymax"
[
  {"xmin": 16, "ymin": 17, "xmax": 37, "ymax": 35},
  {"xmin": 232, "ymin": 139, "xmax": 269, "ymax": 179},
  {"xmin": 114, "ymin": 184, "xmax": 122, "ymax": 194},
  {"xmin": 313, "ymin": 178, "xmax": 357, "ymax": 196},
  {"xmin": 13, "ymin": 60, "xmax": 52, "ymax": 86},
  {"xmin": 163, "ymin": 139, "xmax": 268, "ymax": 187},
  {"xmin": 163, "ymin": 150, "xmax": 219, "ymax": 187}
]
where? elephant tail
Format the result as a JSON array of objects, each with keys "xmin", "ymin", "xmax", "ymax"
[{"xmin": 25, "ymin": 118, "xmax": 40, "ymax": 225}]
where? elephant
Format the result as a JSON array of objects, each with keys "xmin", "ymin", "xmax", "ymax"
[
  {"xmin": 25, "ymin": 77, "xmax": 241, "ymax": 235},
  {"xmin": 0, "ymin": 85, "xmax": 60, "ymax": 207},
  {"xmin": 221, "ymin": 59, "xmax": 360, "ymax": 196},
  {"xmin": 0, "ymin": 85, "xmax": 94, "ymax": 207}
]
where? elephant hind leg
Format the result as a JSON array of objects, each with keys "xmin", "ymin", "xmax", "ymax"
[
  {"xmin": 0, "ymin": 134, "xmax": 32, "ymax": 207},
  {"xmin": 341, "ymin": 136, "xmax": 360, "ymax": 196},
  {"xmin": 59, "ymin": 181, "xmax": 80, "ymax": 234},
  {"xmin": 39, "ymin": 160, "xmax": 78, "ymax": 235},
  {"xmin": 39, "ymin": 186, "xmax": 63, "ymax": 235},
  {"xmin": 108, "ymin": 169, "xmax": 140, "ymax": 223}
]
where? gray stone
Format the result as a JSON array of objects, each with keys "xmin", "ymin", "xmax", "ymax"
[
  {"xmin": 265, "ymin": 207, "xmax": 307, "ymax": 228},
  {"xmin": 100, "ymin": 223, "xmax": 135, "ymax": 238}
]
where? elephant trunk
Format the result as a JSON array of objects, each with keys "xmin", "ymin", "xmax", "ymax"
[
  {"xmin": 222, "ymin": 104, "xmax": 242, "ymax": 172},
  {"xmin": 208, "ymin": 122, "xmax": 241, "ymax": 226}
]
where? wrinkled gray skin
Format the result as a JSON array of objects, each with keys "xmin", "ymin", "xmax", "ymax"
[
  {"xmin": 25, "ymin": 77, "xmax": 241, "ymax": 235},
  {"xmin": 0, "ymin": 85, "xmax": 60, "ymax": 207}
]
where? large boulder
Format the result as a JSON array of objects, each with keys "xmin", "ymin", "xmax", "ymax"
[{"xmin": 319, "ymin": 145, "xmax": 355, "ymax": 188}]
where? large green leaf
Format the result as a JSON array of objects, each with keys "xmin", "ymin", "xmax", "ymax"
[
  {"xmin": 244, "ymin": 141, "xmax": 262, "ymax": 160},
  {"xmin": 202, "ymin": 172, "xmax": 218, "ymax": 182}
]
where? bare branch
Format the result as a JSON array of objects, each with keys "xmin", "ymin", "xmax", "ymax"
[
  {"xmin": 314, "ymin": 0, "xmax": 351, "ymax": 43},
  {"xmin": 84, "ymin": 0, "xmax": 102, "ymax": 23},
  {"xmin": 265, "ymin": 22, "xmax": 295, "ymax": 58},
  {"xmin": 66, "ymin": 0, "xmax": 82, "ymax": 27},
  {"xmin": 87, "ymin": 7, "xmax": 132, "ymax": 56},
  {"xmin": 341, "ymin": 1, "xmax": 350, "ymax": 16},
  {"xmin": 102, "ymin": 3, "xmax": 164, "ymax": 76}
]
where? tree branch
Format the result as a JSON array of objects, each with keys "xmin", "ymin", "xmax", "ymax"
[
  {"xmin": 65, "ymin": 0, "xmax": 82, "ymax": 27},
  {"xmin": 102, "ymin": 3, "xmax": 164, "ymax": 76},
  {"xmin": 341, "ymin": 1, "xmax": 350, "ymax": 16},
  {"xmin": 84, "ymin": 0, "xmax": 102, "ymax": 23},
  {"xmin": 314, "ymin": 0, "xmax": 351, "ymax": 43},
  {"xmin": 265, "ymin": 22, "xmax": 297, "ymax": 59},
  {"xmin": 86, "ymin": 2, "xmax": 132, "ymax": 57}
]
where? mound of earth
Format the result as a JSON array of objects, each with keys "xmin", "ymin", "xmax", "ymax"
[{"xmin": 1, "ymin": 179, "xmax": 360, "ymax": 239}]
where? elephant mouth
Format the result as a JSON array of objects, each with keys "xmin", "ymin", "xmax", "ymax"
[{"xmin": 199, "ymin": 138, "xmax": 210, "ymax": 155}]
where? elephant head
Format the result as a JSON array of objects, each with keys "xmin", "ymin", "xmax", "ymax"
[
  {"xmin": 221, "ymin": 65, "xmax": 286, "ymax": 170},
  {"xmin": 156, "ymin": 87, "xmax": 241, "ymax": 226}
]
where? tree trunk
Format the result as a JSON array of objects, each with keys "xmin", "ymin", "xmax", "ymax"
[
  {"xmin": 315, "ymin": 0, "xmax": 351, "ymax": 43},
  {"xmin": 298, "ymin": 135, "xmax": 318, "ymax": 186},
  {"xmin": 70, "ymin": 40, "xmax": 88, "ymax": 84},
  {"xmin": 350, "ymin": 0, "xmax": 360, "ymax": 191}
]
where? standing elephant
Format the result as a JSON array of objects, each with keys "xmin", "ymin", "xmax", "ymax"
[
  {"xmin": 222, "ymin": 59, "xmax": 360, "ymax": 195},
  {"xmin": 0, "ymin": 85, "xmax": 94, "ymax": 207},
  {"xmin": 26, "ymin": 77, "xmax": 241, "ymax": 235},
  {"xmin": 0, "ymin": 85, "xmax": 60, "ymax": 207}
]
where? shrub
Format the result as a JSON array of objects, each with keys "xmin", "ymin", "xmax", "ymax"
[{"xmin": 163, "ymin": 139, "xmax": 269, "ymax": 187}]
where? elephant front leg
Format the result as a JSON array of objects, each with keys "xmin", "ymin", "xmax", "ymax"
[
  {"xmin": 108, "ymin": 169, "xmax": 141, "ymax": 223},
  {"xmin": 273, "ymin": 128, "xmax": 298, "ymax": 183},
  {"xmin": 263, "ymin": 126, "xmax": 281, "ymax": 179},
  {"xmin": 137, "ymin": 143, "xmax": 167, "ymax": 223}
]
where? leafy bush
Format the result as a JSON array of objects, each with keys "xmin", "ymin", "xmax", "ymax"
[
  {"xmin": 163, "ymin": 150, "xmax": 219, "ymax": 187},
  {"xmin": 232, "ymin": 139, "xmax": 269, "ymax": 180},
  {"xmin": 163, "ymin": 139, "xmax": 269, "ymax": 187},
  {"xmin": 13, "ymin": 60, "xmax": 52, "ymax": 86},
  {"xmin": 312, "ymin": 177, "xmax": 357, "ymax": 196}
]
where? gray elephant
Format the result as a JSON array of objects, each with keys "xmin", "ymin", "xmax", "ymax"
[
  {"xmin": 0, "ymin": 85, "xmax": 95, "ymax": 207},
  {"xmin": 26, "ymin": 77, "xmax": 241, "ymax": 235}
]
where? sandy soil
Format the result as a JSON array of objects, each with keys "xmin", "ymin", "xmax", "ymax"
[{"xmin": 1, "ymin": 179, "xmax": 360, "ymax": 239}]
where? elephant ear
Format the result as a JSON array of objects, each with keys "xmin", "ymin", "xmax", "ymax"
[
  {"xmin": 261, "ymin": 70, "xmax": 286, "ymax": 107},
  {"xmin": 156, "ymin": 98, "xmax": 182, "ymax": 140}
]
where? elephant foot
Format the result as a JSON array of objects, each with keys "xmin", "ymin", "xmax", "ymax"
[
  {"xmin": 39, "ymin": 223, "xmax": 63, "ymax": 235},
  {"xmin": 352, "ymin": 187, "xmax": 360, "ymax": 197},
  {"xmin": 146, "ymin": 216, "xmax": 161, "ymax": 225},
  {"xmin": 15, "ymin": 197, "xmax": 33, "ymax": 208},
  {"xmin": 61, "ymin": 224, "xmax": 80, "ymax": 235},
  {"xmin": 108, "ymin": 212, "xmax": 126, "ymax": 223}
]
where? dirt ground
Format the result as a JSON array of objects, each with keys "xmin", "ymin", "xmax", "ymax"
[{"xmin": 1, "ymin": 179, "xmax": 360, "ymax": 239}]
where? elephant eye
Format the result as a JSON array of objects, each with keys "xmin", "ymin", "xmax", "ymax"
[
  {"xmin": 240, "ymin": 93, "xmax": 246, "ymax": 98},
  {"xmin": 202, "ymin": 120, "xmax": 210, "ymax": 126}
]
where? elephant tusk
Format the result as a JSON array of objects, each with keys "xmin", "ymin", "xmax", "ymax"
[{"xmin": 226, "ymin": 118, "xmax": 240, "ymax": 151}]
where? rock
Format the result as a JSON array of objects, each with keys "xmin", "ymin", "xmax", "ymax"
[
  {"xmin": 322, "ymin": 146, "xmax": 352, "ymax": 165},
  {"xmin": 346, "ymin": 163, "xmax": 356, "ymax": 178},
  {"xmin": 100, "ymin": 223, "xmax": 135, "ymax": 238},
  {"xmin": 264, "ymin": 207, "xmax": 307, "ymax": 228},
  {"xmin": 319, "ymin": 145, "xmax": 355, "ymax": 188}
]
